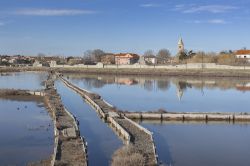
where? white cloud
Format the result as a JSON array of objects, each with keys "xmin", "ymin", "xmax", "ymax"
[
  {"xmin": 175, "ymin": 5, "xmax": 238, "ymax": 13},
  {"xmin": 140, "ymin": 4, "xmax": 161, "ymax": 8},
  {"xmin": 13, "ymin": 9, "xmax": 97, "ymax": 16},
  {"xmin": 207, "ymin": 19, "xmax": 227, "ymax": 24},
  {"xmin": 191, "ymin": 19, "xmax": 227, "ymax": 24}
]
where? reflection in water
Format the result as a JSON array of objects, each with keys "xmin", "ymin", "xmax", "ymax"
[
  {"xmin": 64, "ymin": 74, "xmax": 250, "ymax": 112},
  {"xmin": 56, "ymin": 81, "xmax": 122, "ymax": 166},
  {"xmin": 141, "ymin": 122, "xmax": 250, "ymax": 166},
  {"xmin": 0, "ymin": 72, "xmax": 47, "ymax": 90},
  {"xmin": 0, "ymin": 99, "xmax": 53, "ymax": 165}
]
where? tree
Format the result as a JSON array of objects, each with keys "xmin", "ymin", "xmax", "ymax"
[
  {"xmin": 144, "ymin": 50, "xmax": 155, "ymax": 57},
  {"xmin": 83, "ymin": 49, "xmax": 105, "ymax": 62},
  {"xmin": 83, "ymin": 50, "xmax": 93, "ymax": 63},
  {"xmin": 157, "ymin": 49, "xmax": 171, "ymax": 64},
  {"xmin": 37, "ymin": 53, "xmax": 46, "ymax": 61},
  {"xmin": 178, "ymin": 50, "xmax": 188, "ymax": 60},
  {"xmin": 92, "ymin": 49, "xmax": 105, "ymax": 62}
]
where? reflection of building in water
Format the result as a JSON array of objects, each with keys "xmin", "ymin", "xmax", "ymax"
[
  {"xmin": 115, "ymin": 77, "xmax": 138, "ymax": 85},
  {"xmin": 173, "ymin": 80, "xmax": 187, "ymax": 101},
  {"xmin": 172, "ymin": 80, "xmax": 197, "ymax": 101},
  {"xmin": 176, "ymin": 86, "xmax": 184, "ymax": 101},
  {"xmin": 236, "ymin": 83, "xmax": 250, "ymax": 92}
]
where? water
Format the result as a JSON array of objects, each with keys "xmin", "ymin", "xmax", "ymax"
[
  {"xmin": 55, "ymin": 81, "xmax": 122, "ymax": 166},
  {"xmin": 64, "ymin": 74, "xmax": 250, "ymax": 112},
  {"xmin": 142, "ymin": 122, "xmax": 250, "ymax": 166},
  {"xmin": 0, "ymin": 72, "xmax": 47, "ymax": 90},
  {"xmin": 0, "ymin": 99, "xmax": 54, "ymax": 165}
]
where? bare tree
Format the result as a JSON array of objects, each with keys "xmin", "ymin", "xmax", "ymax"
[
  {"xmin": 83, "ymin": 49, "xmax": 105, "ymax": 62},
  {"xmin": 144, "ymin": 50, "xmax": 155, "ymax": 57},
  {"xmin": 92, "ymin": 49, "xmax": 105, "ymax": 62},
  {"xmin": 157, "ymin": 49, "xmax": 171, "ymax": 64},
  {"xmin": 37, "ymin": 53, "xmax": 46, "ymax": 61}
]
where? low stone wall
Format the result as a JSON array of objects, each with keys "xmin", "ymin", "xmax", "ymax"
[
  {"xmin": 108, "ymin": 117, "xmax": 131, "ymax": 144},
  {"xmin": 123, "ymin": 112, "xmax": 250, "ymax": 122},
  {"xmin": 60, "ymin": 76, "xmax": 108, "ymax": 119},
  {"xmin": 52, "ymin": 63, "xmax": 250, "ymax": 70}
]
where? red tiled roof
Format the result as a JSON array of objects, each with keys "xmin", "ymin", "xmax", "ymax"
[
  {"xmin": 114, "ymin": 53, "xmax": 139, "ymax": 58},
  {"xmin": 235, "ymin": 50, "xmax": 250, "ymax": 55}
]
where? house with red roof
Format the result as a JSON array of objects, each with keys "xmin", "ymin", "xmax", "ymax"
[
  {"xmin": 235, "ymin": 50, "xmax": 250, "ymax": 62},
  {"xmin": 114, "ymin": 53, "xmax": 139, "ymax": 65}
]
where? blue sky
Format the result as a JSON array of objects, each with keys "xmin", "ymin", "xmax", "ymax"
[{"xmin": 0, "ymin": 0, "xmax": 249, "ymax": 56}]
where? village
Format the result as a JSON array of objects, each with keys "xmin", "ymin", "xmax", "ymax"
[{"xmin": 1, "ymin": 38, "xmax": 250, "ymax": 68}]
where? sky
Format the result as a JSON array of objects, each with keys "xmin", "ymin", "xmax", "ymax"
[{"xmin": 0, "ymin": 0, "xmax": 250, "ymax": 56}]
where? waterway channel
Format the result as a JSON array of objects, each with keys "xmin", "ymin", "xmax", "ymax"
[{"xmin": 55, "ymin": 80, "xmax": 122, "ymax": 166}]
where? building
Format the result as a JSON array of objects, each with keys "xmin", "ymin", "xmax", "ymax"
[
  {"xmin": 101, "ymin": 54, "xmax": 115, "ymax": 65},
  {"xmin": 178, "ymin": 37, "xmax": 184, "ymax": 53},
  {"xmin": 143, "ymin": 55, "xmax": 158, "ymax": 65},
  {"xmin": 235, "ymin": 50, "xmax": 250, "ymax": 62},
  {"xmin": 114, "ymin": 53, "xmax": 139, "ymax": 65},
  {"xmin": 33, "ymin": 60, "xmax": 42, "ymax": 67}
]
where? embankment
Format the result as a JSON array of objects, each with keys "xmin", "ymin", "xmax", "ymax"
[
  {"xmin": 44, "ymin": 73, "xmax": 87, "ymax": 166},
  {"xmin": 0, "ymin": 89, "xmax": 44, "ymax": 101},
  {"xmin": 122, "ymin": 112, "xmax": 250, "ymax": 122},
  {"xmin": 1, "ymin": 66, "xmax": 250, "ymax": 78}
]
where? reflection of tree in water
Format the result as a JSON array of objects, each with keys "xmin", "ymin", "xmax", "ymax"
[
  {"xmin": 82, "ymin": 78, "xmax": 106, "ymax": 89},
  {"xmin": 157, "ymin": 80, "xmax": 170, "ymax": 91},
  {"xmin": 178, "ymin": 81, "xmax": 192, "ymax": 90},
  {"xmin": 144, "ymin": 80, "xmax": 154, "ymax": 91}
]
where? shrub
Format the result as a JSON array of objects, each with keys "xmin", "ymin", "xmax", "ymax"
[{"xmin": 111, "ymin": 145, "xmax": 145, "ymax": 166}]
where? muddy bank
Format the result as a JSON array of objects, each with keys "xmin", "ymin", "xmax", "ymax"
[
  {"xmin": 0, "ymin": 67, "xmax": 48, "ymax": 73},
  {"xmin": 0, "ymin": 89, "xmax": 43, "ymax": 101}
]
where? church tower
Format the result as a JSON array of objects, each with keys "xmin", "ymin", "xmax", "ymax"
[{"xmin": 178, "ymin": 37, "xmax": 184, "ymax": 53}]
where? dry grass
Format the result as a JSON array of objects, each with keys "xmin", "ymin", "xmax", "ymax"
[{"xmin": 111, "ymin": 145, "xmax": 145, "ymax": 166}]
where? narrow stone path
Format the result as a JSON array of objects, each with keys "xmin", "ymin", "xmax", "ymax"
[{"xmin": 45, "ymin": 73, "xmax": 87, "ymax": 166}]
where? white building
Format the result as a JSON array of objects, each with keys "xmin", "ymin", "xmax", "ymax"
[
  {"xmin": 143, "ymin": 55, "xmax": 157, "ymax": 65},
  {"xmin": 235, "ymin": 50, "xmax": 250, "ymax": 62},
  {"xmin": 33, "ymin": 61, "xmax": 42, "ymax": 67}
]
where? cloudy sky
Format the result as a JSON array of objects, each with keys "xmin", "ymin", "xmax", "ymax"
[{"xmin": 0, "ymin": 0, "xmax": 249, "ymax": 56}]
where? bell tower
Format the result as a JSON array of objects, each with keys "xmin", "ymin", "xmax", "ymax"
[{"xmin": 178, "ymin": 37, "xmax": 184, "ymax": 53}]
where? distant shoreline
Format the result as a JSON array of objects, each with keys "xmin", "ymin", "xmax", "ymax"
[{"xmin": 1, "ymin": 66, "xmax": 250, "ymax": 78}]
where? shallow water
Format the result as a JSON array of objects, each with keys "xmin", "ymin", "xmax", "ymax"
[
  {"xmin": 65, "ymin": 74, "xmax": 250, "ymax": 112},
  {"xmin": 0, "ymin": 72, "xmax": 47, "ymax": 90},
  {"xmin": 141, "ymin": 122, "xmax": 250, "ymax": 166},
  {"xmin": 0, "ymin": 99, "xmax": 54, "ymax": 165},
  {"xmin": 56, "ymin": 81, "xmax": 122, "ymax": 166}
]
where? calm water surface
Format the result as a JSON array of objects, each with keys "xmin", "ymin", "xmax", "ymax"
[
  {"xmin": 0, "ymin": 72, "xmax": 47, "ymax": 90},
  {"xmin": 56, "ymin": 81, "xmax": 122, "ymax": 166},
  {"xmin": 142, "ymin": 122, "xmax": 250, "ymax": 166},
  {"xmin": 65, "ymin": 74, "xmax": 250, "ymax": 112},
  {"xmin": 0, "ymin": 99, "xmax": 54, "ymax": 165}
]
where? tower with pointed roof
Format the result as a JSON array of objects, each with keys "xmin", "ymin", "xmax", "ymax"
[{"xmin": 178, "ymin": 38, "xmax": 184, "ymax": 53}]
